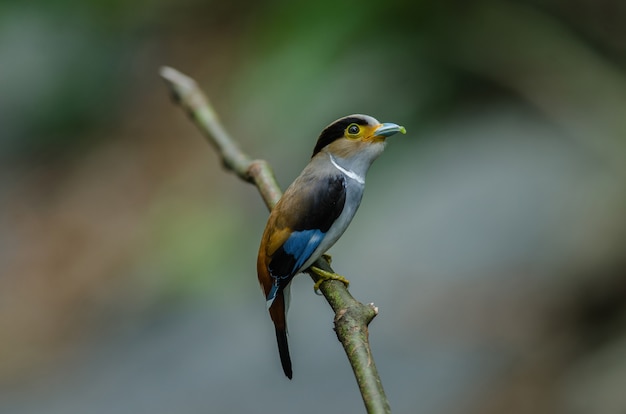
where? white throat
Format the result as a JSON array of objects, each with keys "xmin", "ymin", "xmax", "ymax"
[{"xmin": 329, "ymin": 154, "xmax": 365, "ymax": 185}]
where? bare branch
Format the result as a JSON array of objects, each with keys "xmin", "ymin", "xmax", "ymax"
[{"xmin": 159, "ymin": 66, "xmax": 391, "ymax": 414}]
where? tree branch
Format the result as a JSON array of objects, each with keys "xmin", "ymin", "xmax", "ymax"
[{"xmin": 159, "ymin": 66, "xmax": 391, "ymax": 414}]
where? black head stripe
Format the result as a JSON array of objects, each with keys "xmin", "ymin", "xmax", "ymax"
[{"xmin": 311, "ymin": 116, "xmax": 370, "ymax": 157}]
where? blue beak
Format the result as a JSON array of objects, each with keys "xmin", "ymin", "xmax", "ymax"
[{"xmin": 374, "ymin": 123, "xmax": 406, "ymax": 138}]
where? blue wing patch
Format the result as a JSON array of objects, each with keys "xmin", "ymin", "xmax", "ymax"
[
  {"xmin": 283, "ymin": 229, "xmax": 325, "ymax": 273},
  {"xmin": 266, "ymin": 284, "xmax": 280, "ymax": 307},
  {"xmin": 266, "ymin": 229, "xmax": 325, "ymax": 305}
]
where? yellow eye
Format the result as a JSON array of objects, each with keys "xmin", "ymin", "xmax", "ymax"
[{"xmin": 347, "ymin": 124, "xmax": 360, "ymax": 136}]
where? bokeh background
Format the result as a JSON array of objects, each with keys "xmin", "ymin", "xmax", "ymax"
[{"xmin": 1, "ymin": 0, "xmax": 626, "ymax": 413}]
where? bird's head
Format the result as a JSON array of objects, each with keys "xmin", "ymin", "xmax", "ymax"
[{"xmin": 312, "ymin": 114, "xmax": 406, "ymax": 163}]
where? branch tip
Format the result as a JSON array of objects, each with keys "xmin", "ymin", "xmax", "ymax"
[{"xmin": 159, "ymin": 66, "xmax": 195, "ymax": 88}]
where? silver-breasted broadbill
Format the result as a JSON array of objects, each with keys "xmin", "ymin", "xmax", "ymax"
[{"xmin": 257, "ymin": 114, "xmax": 405, "ymax": 378}]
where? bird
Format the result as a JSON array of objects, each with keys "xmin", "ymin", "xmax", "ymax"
[{"xmin": 257, "ymin": 114, "xmax": 405, "ymax": 379}]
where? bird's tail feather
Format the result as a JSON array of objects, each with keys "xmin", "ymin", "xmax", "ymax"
[
  {"xmin": 275, "ymin": 327, "xmax": 292, "ymax": 379},
  {"xmin": 269, "ymin": 292, "xmax": 292, "ymax": 379}
]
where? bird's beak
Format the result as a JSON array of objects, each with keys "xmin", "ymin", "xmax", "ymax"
[{"xmin": 373, "ymin": 123, "xmax": 406, "ymax": 138}]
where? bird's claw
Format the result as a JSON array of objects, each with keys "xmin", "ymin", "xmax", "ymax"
[{"xmin": 310, "ymin": 265, "xmax": 350, "ymax": 295}]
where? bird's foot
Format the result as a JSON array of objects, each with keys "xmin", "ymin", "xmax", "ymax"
[
  {"xmin": 310, "ymin": 266, "xmax": 350, "ymax": 295},
  {"xmin": 322, "ymin": 254, "xmax": 332, "ymax": 265}
]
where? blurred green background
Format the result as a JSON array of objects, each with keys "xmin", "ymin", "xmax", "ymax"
[{"xmin": 1, "ymin": 0, "xmax": 626, "ymax": 413}]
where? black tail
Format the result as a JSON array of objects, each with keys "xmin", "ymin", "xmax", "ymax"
[
  {"xmin": 269, "ymin": 290, "xmax": 292, "ymax": 379},
  {"xmin": 275, "ymin": 327, "xmax": 292, "ymax": 379}
]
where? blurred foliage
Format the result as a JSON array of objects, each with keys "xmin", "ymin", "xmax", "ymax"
[{"xmin": 143, "ymin": 197, "xmax": 248, "ymax": 297}]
